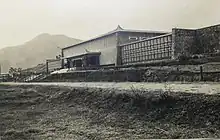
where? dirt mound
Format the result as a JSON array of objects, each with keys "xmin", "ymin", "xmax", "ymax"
[{"xmin": 0, "ymin": 85, "xmax": 220, "ymax": 139}]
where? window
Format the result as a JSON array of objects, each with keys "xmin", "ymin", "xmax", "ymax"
[
  {"xmin": 159, "ymin": 53, "xmax": 162, "ymax": 58},
  {"xmin": 161, "ymin": 38, "xmax": 164, "ymax": 43},
  {"xmin": 146, "ymin": 55, "xmax": 149, "ymax": 60},
  {"xmin": 140, "ymin": 37, "xmax": 147, "ymax": 40},
  {"xmin": 151, "ymin": 40, "xmax": 154, "ymax": 45},
  {"xmin": 168, "ymin": 36, "xmax": 171, "ymax": 42},
  {"xmin": 133, "ymin": 44, "xmax": 136, "ymax": 49},
  {"xmin": 164, "ymin": 37, "xmax": 168, "ymax": 42},
  {"xmin": 157, "ymin": 38, "xmax": 160, "ymax": 44},
  {"xmin": 129, "ymin": 36, "xmax": 138, "ymax": 41}
]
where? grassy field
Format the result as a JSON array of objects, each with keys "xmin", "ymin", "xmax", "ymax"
[{"xmin": 0, "ymin": 85, "xmax": 220, "ymax": 139}]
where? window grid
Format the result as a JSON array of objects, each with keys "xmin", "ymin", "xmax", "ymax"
[{"xmin": 121, "ymin": 35, "xmax": 173, "ymax": 64}]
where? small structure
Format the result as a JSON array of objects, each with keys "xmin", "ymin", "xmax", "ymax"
[
  {"xmin": 63, "ymin": 52, "xmax": 101, "ymax": 70},
  {"xmin": 0, "ymin": 73, "xmax": 11, "ymax": 82}
]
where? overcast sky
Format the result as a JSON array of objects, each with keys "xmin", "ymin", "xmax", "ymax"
[{"xmin": 0, "ymin": 0, "xmax": 220, "ymax": 48}]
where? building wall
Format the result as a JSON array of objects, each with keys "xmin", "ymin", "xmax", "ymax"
[
  {"xmin": 172, "ymin": 28, "xmax": 197, "ymax": 59},
  {"xmin": 116, "ymin": 31, "xmax": 167, "ymax": 65},
  {"xmin": 63, "ymin": 24, "xmax": 220, "ymax": 67},
  {"xmin": 63, "ymin": 34, "xmax": 117, "ymax": 66},
  {"xmin": 118, "ymin": 32, "xmax": 166, "ymax": 45},
  {"xmin": 196, "ymin": 24, "xmax": 220, "ymax": 54},
  {"xmin": 172, "ymin": 24, "xmax": 220, "ymax": 59},
  {"xmin": 120, "ymin": 34, "xmax": 173, "ymax": 65}
]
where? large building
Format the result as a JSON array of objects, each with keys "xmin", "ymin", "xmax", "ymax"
[
  {"xmin": 119, "ymin": 24, "xmax": 220, "ymax": 65},
  {"xmin": 61, "ymin": 26, "xmax": 167, "ymax": 68},
  {"xmin": 61, "ymin": 24, "xmax": 220, "ymax": 69}
]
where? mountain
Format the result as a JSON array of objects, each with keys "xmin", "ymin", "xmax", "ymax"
[{"xmin": 0, "ymin": 33, "xmax": 82, "ymax": 73}]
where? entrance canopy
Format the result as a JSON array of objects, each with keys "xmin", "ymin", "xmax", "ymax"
[
  {"xmin": 62, "ymin": 52, "xmax": 101, "ymax": 60},
  {"xmin": 62, "ymin": 52, "xmax": 101, "ymax": 69}
]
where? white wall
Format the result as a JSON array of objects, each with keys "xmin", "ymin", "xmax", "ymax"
[{"xmin": 63, "ymin": 34, "xmax": 117, "ymax": 65}]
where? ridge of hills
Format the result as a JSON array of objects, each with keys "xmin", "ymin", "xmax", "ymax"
[{"xmin": 0, "ymin": 34, "xmax": 82, "ymax": 73}]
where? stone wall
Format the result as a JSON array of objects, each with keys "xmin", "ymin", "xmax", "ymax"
[
  {"xmin": 196, "ymin": 24, "xmax": 220, "ymax": 54},
  {"xmin": 172, "ymin": 24, "xmax": 220, "ymax": 59},
  {"xmin": 172, "ymin": 28, "xmax": 197, "ymax": 59}
]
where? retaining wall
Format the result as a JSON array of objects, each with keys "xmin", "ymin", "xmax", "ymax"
[{"xmin": 39, "ymin": 68, "xmax": 220, "ymax": 83}]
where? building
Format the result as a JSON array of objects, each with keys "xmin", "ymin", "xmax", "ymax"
[
  {"xmin": 0, "ymin": 73, "xmax": 11, "ymax": 82},
  {"xmin": 61, "ymin": 26, "xmax": 167, "ymax": 68},
  {"xmin": 61, "ymin": 24, "xmax": 220, "ymax": 68},
  {"xmin": 119, "ymin": 24, "xmax": 220, "ymax": 65}
]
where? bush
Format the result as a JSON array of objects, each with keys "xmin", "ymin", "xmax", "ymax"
[{"xmin": 177, "ymin": 55, "xmax": 190, "ymax": 62}]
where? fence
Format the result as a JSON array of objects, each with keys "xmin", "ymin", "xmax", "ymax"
[
  {"xmin": 119, "ymin": 33, "xmax": 173, "ymax": 65},
  {"xmin": 46, "ymin": 59, "xmax": 62, "ymax": 73}
]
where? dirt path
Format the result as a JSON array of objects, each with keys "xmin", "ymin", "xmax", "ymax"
[
  {"xmin": 0, "ymin": 85, "xmax": 220, "ymax": 139},
  {"xmin": 2, "ymin": 82, "xmax": 220, "ymax": 94}
]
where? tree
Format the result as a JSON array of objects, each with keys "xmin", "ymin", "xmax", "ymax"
[
  {"xmin": 8, "ymin": 67, "xmax": 22, "ymax": 81},
  {"xmin": 9, "ymin": 67, "xmax": 17, "ymax": 77}
]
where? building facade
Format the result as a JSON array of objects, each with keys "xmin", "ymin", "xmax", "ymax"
[
  {"xmin": 119, "ymin": 24, "xmax": 220, "ymax": 65},
  {"xmin": 61, "ymin": 24, "xmax": 220, "ymax": 69},
  {"xmin": 62, "ymin": 26, "xmax": 167, "ymax": 68}
]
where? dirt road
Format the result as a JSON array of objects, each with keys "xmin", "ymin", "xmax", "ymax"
[{"xmin": 2, "ymin": 82, "xmax": 220, "ymax": 94}]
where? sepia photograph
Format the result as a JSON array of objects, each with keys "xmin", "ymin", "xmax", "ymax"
[{"xmin": 0, "ymin": 0, "xmax": 220, "ymax": 139}]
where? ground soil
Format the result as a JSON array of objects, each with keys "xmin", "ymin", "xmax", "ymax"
[{"xmin": 0, "ymin": 85, "xmax": 220, "ymax": 140}]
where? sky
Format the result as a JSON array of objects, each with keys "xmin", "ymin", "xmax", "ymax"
[{"xmin": 0, "ymin": 0, "xmax": 220, "ymax": 48}]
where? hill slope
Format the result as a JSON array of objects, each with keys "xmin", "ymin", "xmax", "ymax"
[{"xmin": 0, "ymin": 34, "xmax": 82, "ymax": 73}]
